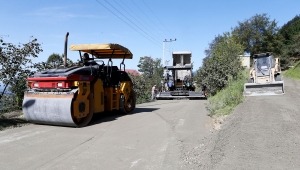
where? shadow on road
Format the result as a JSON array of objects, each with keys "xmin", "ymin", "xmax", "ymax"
[
  {"xmin": 133, "ymin": 107, "xmax": 159, "ymax": 114},
  {"xmin": 88, "ymin": 107, "xmax": 160, "ymax": 126},
  {"xmin": 0, "ymin": 118, "xmax": 29, "ymax": 131}
]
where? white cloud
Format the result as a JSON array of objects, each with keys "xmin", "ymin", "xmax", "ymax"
[{"xmin": 27, "ymin": 6, "xmax": 104, "ymax": 21}]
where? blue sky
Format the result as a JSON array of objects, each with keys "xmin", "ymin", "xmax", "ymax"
[{"xmin": 1, "ymin": 0, "xmax": 299, "ymax": 72}]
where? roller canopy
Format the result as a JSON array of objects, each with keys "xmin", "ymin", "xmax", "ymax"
[
  {"xmin": 70, "ymin": 43, "xmax": 133, "ymax": 59},
  {"xmin": 253, "ymin": 52, "xmax": 272, "ymax": 58}
]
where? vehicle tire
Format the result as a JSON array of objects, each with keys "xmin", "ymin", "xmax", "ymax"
[
  {"xmin": 276, "ymin": 74, "xmax": 282, "ymax": 81},
  {"xmin": 120, "ymin": 90, "xmax": 136, "ymax": 114},
  {"xmin": 275, "ymin": 74, "xmax": 282, "ymax": 81}
]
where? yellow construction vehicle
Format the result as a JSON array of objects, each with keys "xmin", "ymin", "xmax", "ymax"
[
  {"xmin": 244, "ymin": 52, "xmax": 284, "ymax": 96},
  {"xmin": 22, "ymin": 33, "xmax": 136, "ymax": 127}
]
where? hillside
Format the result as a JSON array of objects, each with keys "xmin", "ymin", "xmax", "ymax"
[{"xmin": 284, "ymin": 60, "xmax": 300, "ymax": 80}]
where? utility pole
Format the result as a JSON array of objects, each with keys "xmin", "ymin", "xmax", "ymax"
[
  {"xmin": 163, "ymin": 38, "xmax": 176, "ymax": 67},
  {"xmin": 161, "ymin": 39, "xmax": 176, "ymax": 92}
]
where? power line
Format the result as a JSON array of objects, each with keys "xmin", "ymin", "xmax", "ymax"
[
  {"xmin": 95, "ymin": 0, "xmax": 161, "ymax": 47},
  {"xmin": 118, "ymin": 0, "xmax": 166, "ymax": 39},
  {"xmin": 141, "ymin": 0, "xmax": 173, "ymax": 38},
  {"xmin": 104, "ymin": 0, "xmax": 162, "ymax": 45},
  {"xmin": 130, "ymin": 0, "xmax": 168, "ymax": 38},
  {"xmin": 112, "ymin": 0, "xmax": 162, "ymax": 41}
]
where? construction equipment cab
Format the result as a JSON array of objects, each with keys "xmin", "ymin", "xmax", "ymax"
[
  {"xmin": 22, "ymin": 33, "xmax": 136, "ymax": 127},
  {"xmin": 244, "ymin": 52, "xmax": 284, "ymax": 96}
]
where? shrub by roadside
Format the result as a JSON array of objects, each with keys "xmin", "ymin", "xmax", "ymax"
[{"xmin": 205, "ymin": 69, "xmax": 248, "ymax": 117}]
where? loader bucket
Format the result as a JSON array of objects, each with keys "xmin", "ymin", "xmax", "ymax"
[{"xmin": 243, "ymin": 81, "xmax": 284, "ymax": 96}]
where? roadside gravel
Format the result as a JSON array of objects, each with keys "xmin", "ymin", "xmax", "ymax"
[
  {"xmin": 0, "ymin": 110, "xmax": 29, "ymax": 131},
  {"xmin": 181, "ymin": 77, "xmax": 300, "ymax": 169}
]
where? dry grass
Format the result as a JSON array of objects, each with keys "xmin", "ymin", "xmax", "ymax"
[{"xmin": 0, "ymin": 111, "xmax": 30, "ymax": 131}]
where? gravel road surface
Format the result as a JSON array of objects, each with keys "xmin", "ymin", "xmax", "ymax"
[
  {"xmin": 182, "ymin": 77, "xmax": 300, "ymax": 170},
  {"xmin": 0, "ymin": 100, "xmax": 213, "ymax": 170}
]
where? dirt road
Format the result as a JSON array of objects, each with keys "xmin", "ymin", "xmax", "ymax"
[
  {"xmin": 0, "ymin": 100, "xmax": 213, "ymax": 170},
  {"xmin": 182, "ymin": 77, "xmax": 300, "ymax": 169}
]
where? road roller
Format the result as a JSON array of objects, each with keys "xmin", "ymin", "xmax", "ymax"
[{"xmin": 22, "ymin": 32, "xmax": 136, "ymax": 127}]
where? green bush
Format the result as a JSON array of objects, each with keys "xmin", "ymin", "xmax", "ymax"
[
  {"xmin": 129, "ymin": 73, "xmax": 152, "ymax": 104},
  {"xmin": 0, "ymin": 37, "xmax": 43, "ymax": 116},
  {"xmin": 205, "ymin": 69, "xmax": 248, "ymax": 116},
  {"xmin": 196, "ymin": 32, "xmax": 244, "ymax": 95},
  {"xmin": 129, "ymin": 56, "xmax": 163, "ymax": 104},
  {"xmin": 0, "ymin": 95, "xmax": 18, "ymax": 114}
]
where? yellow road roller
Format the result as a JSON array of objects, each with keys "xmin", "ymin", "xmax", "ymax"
[{"xmin": 22, "ymin": 33, "xmax": 136, "ymax": 127}]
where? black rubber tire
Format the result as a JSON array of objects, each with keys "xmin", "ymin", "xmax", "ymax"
[
  {"xmin": 275, "ymin": 74, "xmax": 282, "ymax": 81},
  {"xmin": 120, "ymin": 90, "xmax": 136, "ymax": 114},
  {"xmin": 248, "ymin": 78, "xmax": 254, "ymax": 83}
]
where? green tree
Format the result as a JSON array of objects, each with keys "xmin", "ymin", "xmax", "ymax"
[
  {"xmin": 33, "ymin": 53, "xmax": 76, "ymax": 72},
  {"xmin": 138, "ymin": 56, "xmax": 163, "ymax": 75},
  {"xmin": 280, "ymin": 34, "xmax": 300, "ymax": 68},
  {"xmin": 0, "ymin": 37, "xmax": 43, "ymax": 112},
  {"xmin": 135, "ymin": 56, "xmax": 163, "ymax": 102},
  {"xmin": 64, "ymin": 55, "xmax": 75, "ymax": 66},
  {"xmin": 279, "ymin": 15, "xmax": 300, "ymax": 46},
  {"xmin": 288, "ymin": 34, "xmax": 300, "ymax": 57},
  {"xmin": 233, "ymin": 13, "xmax": 282, "ymax": 56},
  {"xmin": 204, "ymin": 34, "xmax": 225, "ymax": 58},
  {"xmin": 151, "ymin": 58, "xmax": 164, "ymax": 86},
  {"xmin": 47, "ymin": 53, "xmax": 63, "ymax": 68},
  {"xmin": 60, "ymin": 54, "xmax": 75, "ymax": 66},
  {"xmin": 137, "ymin": 56, "xmax": 155, "ymax": 77},
  {"xmin": 278, "ymin": 15, "xmax": 300, "ymax": 68},
  {"xmin": 196, "ymin": 32, "xmax": 244, "ymax": 95},
  {"xmin": 128, "ymin": 73, "xmax": 150, "ymax": 104}
]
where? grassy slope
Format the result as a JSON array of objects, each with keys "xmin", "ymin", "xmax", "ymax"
[
  {"xmin": 284, "ymin": 61, "xmax": 300, "ymax": 80},
  {"xmin": 205, "ymin": 69, "xmax": 248, "ymax": 116},
  {"xmin": 207, "ymin": 60, "xmax": 300, "ymax": 117}
]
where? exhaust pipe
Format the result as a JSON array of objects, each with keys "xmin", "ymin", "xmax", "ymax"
[{"xmin": 64, "ymin": 32, "xmax": 69, "ymax": 67}]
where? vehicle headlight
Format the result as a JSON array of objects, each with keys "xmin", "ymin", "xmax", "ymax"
[{"xmin": 34, "ymin": 83, "xmax": 39, "ymax": 87}]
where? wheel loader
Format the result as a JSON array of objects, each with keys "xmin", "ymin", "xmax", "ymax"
[
  {"xmin": 243, "ymin": 52, "xmax": 284, "ymax": 96},
  {"xmin": 22, "ymin": 33, "xmax": 136, "ymax": 127}
]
